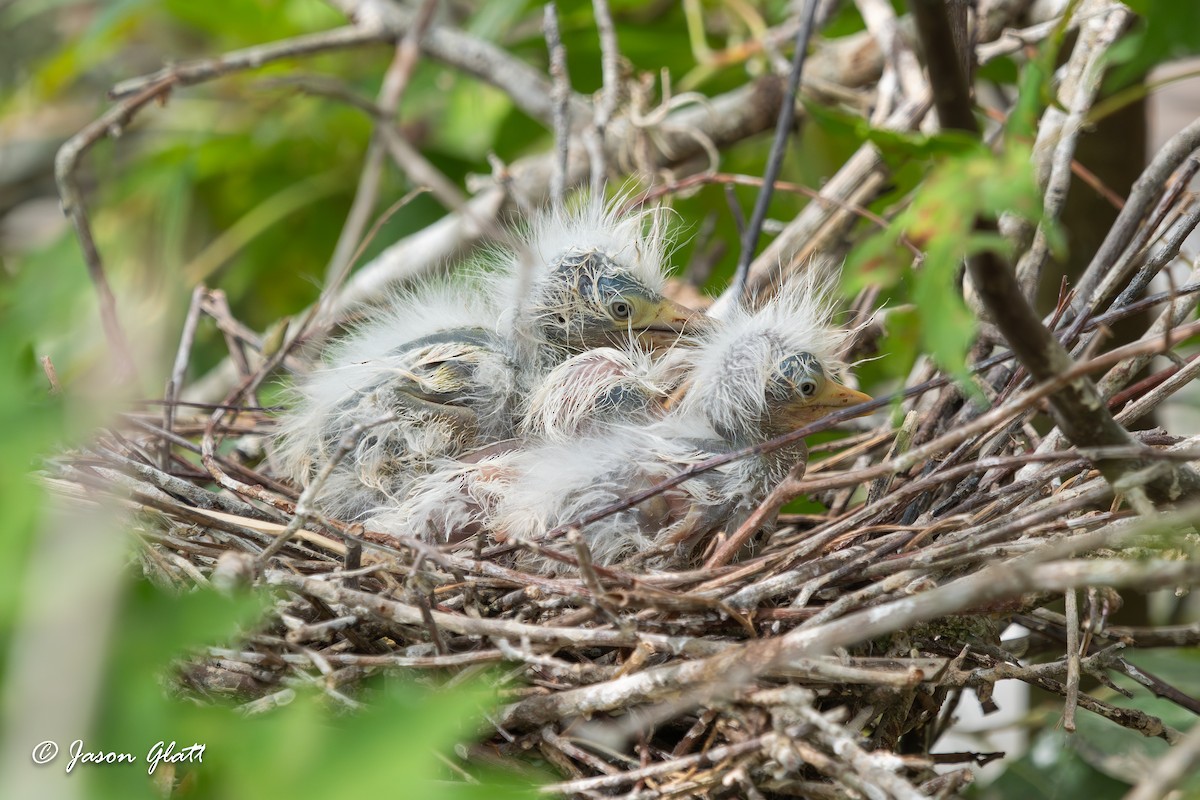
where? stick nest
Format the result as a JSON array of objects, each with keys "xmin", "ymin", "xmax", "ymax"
[
  {"xmin": 45, "ymin": 256, "xmax": 1200, "ymax": 797},
  {"xmin": 39, "ymin": 1, "xmax": 1200, "ymax": 795}
]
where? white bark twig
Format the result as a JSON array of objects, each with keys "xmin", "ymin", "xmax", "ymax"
[
  {"xmin": 543, "ymin": 2, "xmax": 572, "ymax": 208},
  {"xmin": 323, "ymin": 0, "xmax": 437, "ymax": 285}
]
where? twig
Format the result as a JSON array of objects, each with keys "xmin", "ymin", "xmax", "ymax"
[
  {"xmin": 1015, "ymin": 3, "xmax": 1131, "ymax": 298},
  {"xmin": 112, "ymin": 11, "xmax": 564, "ymax": 127},
  {"xmin": 1093, "ymin": 621, "xmax": 1200, "ymax": 648},
  {"xmin": 1063, "ymin": 588, "xmax": 1081, "ymax": 732},
  {"xmin": 543, "ymin": 2, "xmax": 571, "ymax": 208},
  {"xmin": 254, "ymin": 412, "xmax": 398, "ymax": 567},
  {"xmin": 376, "ymin": 125, "xmax": 469, "ymax": 211},
  {"xmin": 731, "ymin": 0, "xmax": 821, "ymax": 300},
  {"xmin": 539, "ymin": 731, "xmax": 780, "ymax": 795},
  {"xmin": 1072, "ymin": 116, "xmax": 1200, "ymax": 317},
  {"xmin": 110, "ymin": 27, "xmax": 390, "ymax": 98},
  {"xmin": 786, "ymin": 689, "xmax": 926, "ymax": 800},
  {"xmin": 704, "ymin": 458, "xmax": 806, "ymax": 569},
  {"xmin": 56, "ymin": 78, "xmax": 180, "ymax": 384},
  {"xmin": 162, "ymin": 286, "xmax": 207, "ymax": 470},
  {"xmin": 626, "ymin": 171, "xmax": 923, "ymax": 260},
  {"xmin": 589, "ymin": 0, "xmax": 620, "ymax": 196},
  {"xmin": 568, "ymin": 529, "xmax": 623, "ymax": 625},
  {"xmin": 323, "ymin": 0, "xmax": 437, "ymax": 285},
  {"xmin": 265, "ymin": 570, "xmax": 727, "ymax": 656},
  {"xmin": 1017, "ymin": 611, "xmax": 1200, "ymax": 716}
]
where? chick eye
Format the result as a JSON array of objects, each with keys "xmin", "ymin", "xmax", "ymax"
[
  {"xmin": 799, "ymin": 380, "xmax": 818, "ymax": 398},
  {"xmin": 608, "ymin": 299, "xmax": 633, "ymax": 321}
]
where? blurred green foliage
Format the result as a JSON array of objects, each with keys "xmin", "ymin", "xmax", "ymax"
[
  {"xmin": 78, "ymin": 581, "xmax": 540, "ymax": 799},
  {"xmin": 1106, "ymin": 0, "xmax": 1200, "ymax": 90},
  {"xmin": 975, "ymin": 649, "xmax": 1200, "ymax": 800}
]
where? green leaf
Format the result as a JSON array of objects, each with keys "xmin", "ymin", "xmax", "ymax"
[
  {"xmin": 845, "ymin": 136, "xmax": 1049, "ymax": 385},
  {"xmin": 1106, "ymin": 0, "xmax": 1200, "ymax": 90},
  {"xmin": 803, "ymin": 99, "xmax": 981, "ymax": 167}
]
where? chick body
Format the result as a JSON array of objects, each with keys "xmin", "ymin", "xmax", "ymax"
[
  {"xmin": 367, "ymin": 346, "xmax": 670, "ymax": 543},
  {"xmin": 483, "ymin": 280, "xmax": 871, "ymax": 571},
  {"xmin": 276, "ymin": 198, "xmax": 697, "ymax": 520},
  {"xmin": 274, "ymin": 282, "xmax": 520, "ymax": 519}
]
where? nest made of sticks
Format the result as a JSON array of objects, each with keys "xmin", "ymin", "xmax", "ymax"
[
  {"xmin": 46, "ymin": 226, "xmax": 1200, "ymax": 797},
  {"xmin": 40, "ymin": 1, "xmax": 1200, "ymax": 797}
]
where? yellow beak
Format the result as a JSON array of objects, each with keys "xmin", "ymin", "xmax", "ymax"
[
  {"xmin": 812, "ymin": 378, "xmax": 873, "ymax": 411},
  {"xmin": 780, "ymin": 379, "xmax": 873, "ymax": 427},
  {"xmin": 636, "ymin": 298, "xmax": 711, "ymax": 347}
]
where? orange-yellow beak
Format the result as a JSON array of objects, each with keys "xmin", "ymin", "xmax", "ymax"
[{"xmin": 781, "ymin": 379, "xmax": 873, "ymax": 427}]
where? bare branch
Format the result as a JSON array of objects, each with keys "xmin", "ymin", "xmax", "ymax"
[{"xmin": 543, "ymin": 2, "xmax": 571, "ymax": 208}]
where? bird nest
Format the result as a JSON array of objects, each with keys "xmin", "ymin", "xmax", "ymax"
[
  {"xmin": 37, "ymin": 2, "xmax": 1200, "ymax": 796},
  {"xmin": 45, "ymin": 251, "xmax": 1200, "ymax": 797}
]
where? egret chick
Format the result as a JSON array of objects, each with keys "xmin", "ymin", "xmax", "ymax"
[
  {"xmin": 367, "ymin": 346, "xmax": 670, "ymax": 544},
  {"xmin": 490, "ymin": 278, "xmax": 871, "ymax": 571},
  {"xmin": 502, "ymin": 199, "xmax": 703, "ymax": 376},
  {"xmin": 274, "ymin": 280, "xmax": 520, "ymax": 520},
  {"xmin": 276, "ymin": 197, "xmax": 700, "ymax": 520},
  {"xmin": 519, "ymin": 345, "xmax": 671, "ymax": 443}
]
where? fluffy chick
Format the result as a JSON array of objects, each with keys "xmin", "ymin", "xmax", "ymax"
[
  {"xmin": 273, "ymin": 280, "xmax": 520, "ymax": 520},
  {"xmin": 502, "ymin": 199, "xmax": 701, "ymax": 375},
  {"xmin": 366, "ymin": 346, "xmax": 670, "ymax": 544},
  {"xmin": 488, "ymin": 278, "xmax": 871, "ymax": 571},
  {"xmin": 275, "ymin": 197, "xmax": 698, "ymax": 520}
]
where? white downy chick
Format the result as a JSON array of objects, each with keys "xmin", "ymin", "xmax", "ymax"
[
  {"xmin": 490, "ymin": 278, "xmax": 871, "ymax": 572},
  {"xmin": 275, "ymin": 196, "xmax": 700, "ymax": 520},
  {"xmin": 366, "ymin": 346, "xmax": 671, "ymax": 544}
]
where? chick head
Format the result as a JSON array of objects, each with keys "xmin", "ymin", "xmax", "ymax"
[
  {"xmin": 513, "ymin": 197, "xmax": 705, "ymax": 356},
  {"xmin": 681, "ymin": 278, "xmax": 871, "ymax": 446},
  {"xmin": 519, "ymin": 346, "xmax": 669, "ymax": 442}
]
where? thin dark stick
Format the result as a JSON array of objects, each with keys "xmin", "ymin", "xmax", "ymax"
[
  {"xmin": 624, "ymin": 170, "xmax": 924, "ymax": 260},
  {"xmin": 724, "ymin": 185, "xmax": 746, "ymax": 239},
  {"xmin": 132, "ymin": 399, "xmax": 283, "ymax": 413},
  {"xmin": 731, "ymin": 0, "xmax": 820, "ymax": 300},
  {"xmin": 56, "ymin": 78, "xmax": 178, "ymax": 384}
]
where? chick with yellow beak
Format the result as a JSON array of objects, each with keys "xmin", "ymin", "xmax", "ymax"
[
  {"xmin": 274, "ymin": 195, "xmax": 705, "ymax": 521},
  {"xmin": 510, "ymin": 200, "xmax": 706, "ymax": 368},
  {"xmin": 468, "ymin": 278, "xmax": 872, "ymax": 572}
]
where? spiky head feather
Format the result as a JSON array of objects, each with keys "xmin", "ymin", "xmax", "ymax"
[{"xmin": 677, "ymin": 271, "xmax": 851, "ymax": 445}]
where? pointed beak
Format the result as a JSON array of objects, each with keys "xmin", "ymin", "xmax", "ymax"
[
  {"xmin": 812, "ymin": 379, "xmax": 873, "ymax": 412},
  {"xmin": 637, "ymin": 298, "xmax": 711, "ymax": 346},
  {"xmin": 779, "ymin": 379, "xmax": 873, "ymax": 427}
]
